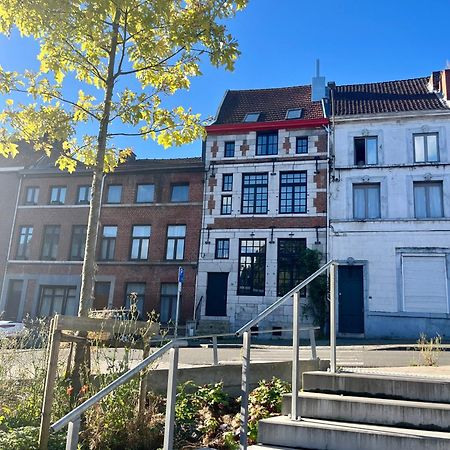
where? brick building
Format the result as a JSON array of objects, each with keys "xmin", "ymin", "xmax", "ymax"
[
  {"xmin": 0, "ymin": 155, "xmax": 204, "ymax": 325},
  {"xmin": 196, "ymin": 83, "xmax": 329, "ymax": 335}
]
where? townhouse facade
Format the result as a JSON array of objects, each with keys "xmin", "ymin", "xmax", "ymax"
[
  {"xmin": 329, "ymin": 69, "xmax": 450, "ymax": 338},
  {"xmin": 195, "ymin": 85, "xmax": 329, "ymax": 335},
  {"xmin": 0, "ymin": 156, "xmax": 204, "ymax": 325}
]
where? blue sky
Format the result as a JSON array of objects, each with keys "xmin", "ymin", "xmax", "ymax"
[{"xmin": 0, "ymin": 0, "xmax": 448, "ymax": 159}]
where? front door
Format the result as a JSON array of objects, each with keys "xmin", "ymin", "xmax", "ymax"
[
  {"xmin": 205, "ymin": 273, "xmax": 228, "ymax": 316},
  {"xmin": 4, "ymin": 280, "xmax": 23, "ymax": 320},
  {"xmin": 338, "ymin": 265, "xmax": 364, "ymax": 334}
]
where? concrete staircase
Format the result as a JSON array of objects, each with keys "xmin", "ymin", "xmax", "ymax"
[{"xmin": 249, "ymin": 371, "xmax": 450, "ymax": 450}]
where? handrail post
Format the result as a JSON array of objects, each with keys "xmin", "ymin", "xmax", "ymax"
[
  {"xmin": 240, "ymin": 331, "xmax": 251, "ymax": 450},
  {"xmin": 163, "ymin": 345, "xmax": 179, "ymax": 450},
  {"xmin": 309, "ymin": 328, "xmax": 317, "ymax": 360},
  {"xmin": 291, "ymin": 292, "xmax": 300, "ymax": 420},
  {"xmin": 212, "ymin": 335, "xmax": 219, "ymax": 366},
  {"xmin": 65, "ymin": 418, "xmax": 80, "ymax": 450},
  {"xmin": 330, "ymin": 262, "xmax": 337, "ymax": 373}
]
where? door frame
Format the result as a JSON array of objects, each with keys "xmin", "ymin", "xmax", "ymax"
[{"xmin": 336, "ymin": 260, "xmax": 368, "ymax": 337}]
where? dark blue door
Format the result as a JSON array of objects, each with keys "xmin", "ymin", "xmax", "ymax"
[
  {"xmin": 205, "ymin": 273, "xmax": 228, "ymax": 316},
  {"xmin": 338, "ymin": 265, "xmax": 364, "ymax": 334}
]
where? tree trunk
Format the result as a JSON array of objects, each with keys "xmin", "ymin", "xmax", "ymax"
[{"xmin": 71, "ymin": 7, "xmax": 121, "ymax": 398}]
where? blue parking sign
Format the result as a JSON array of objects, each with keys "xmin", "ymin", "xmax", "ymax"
[{"xmin": 178, "ymin": 267, "xmax": 184, "ymax": 284}]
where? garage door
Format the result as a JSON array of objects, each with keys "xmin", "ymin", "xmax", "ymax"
[{"xmin": 402, "ymin": 255, "xmax": 448, "ymax": 313}]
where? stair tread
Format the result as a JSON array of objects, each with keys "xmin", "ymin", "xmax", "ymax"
[
  {"xmin": 260, "ymin": 416, "xmax": 450, "ymax": 439},
  {"xmin": 285, "ymin": 391, "xmax": 450, "ymax": 410}
]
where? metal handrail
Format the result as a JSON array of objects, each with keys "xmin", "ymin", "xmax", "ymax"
[{"xmin": 236, "ymin": 259, "xmax": 334, "ymax": 336}]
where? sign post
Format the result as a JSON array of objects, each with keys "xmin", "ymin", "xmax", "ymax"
[{"xmin": 174, "ymin": 267, "xmax": 184, "ymax": 337}]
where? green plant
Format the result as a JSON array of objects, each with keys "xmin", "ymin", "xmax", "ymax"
[{"xmin": 416, "ymin": 333, "xmax": 442, "ymax": 366}]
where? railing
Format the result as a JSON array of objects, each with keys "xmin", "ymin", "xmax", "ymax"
[
  {"xmin": 236, "ymin": 260, "xmax": 337, "ymax": 449},
  {"xmin": 50, "ymin": 260, "xmax": 338, "ymax": 450}
]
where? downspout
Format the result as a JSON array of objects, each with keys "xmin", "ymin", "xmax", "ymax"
[{"xmin": 0, "ymin": 173, "xmax": 23, "ymax": 314}]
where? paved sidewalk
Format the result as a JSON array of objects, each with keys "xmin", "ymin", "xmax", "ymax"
[{"xmin": 345, "ymin": 365, "xmax": 450, "ymax": 380}]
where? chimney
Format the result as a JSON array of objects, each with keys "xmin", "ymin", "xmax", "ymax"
[
  {"xmin": 428, "ymin": 71, "xmax": 441, "ymax": 91},
  {"xmin": 311, "ymin": 59, "xmax": 326, "ymax": 101},
  {"xmin": 440, "ymin": 69, "xmax": 450, "ymax": 103}
]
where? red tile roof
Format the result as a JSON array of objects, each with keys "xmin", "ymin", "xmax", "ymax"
[
  {"xmin": 214, "ymin": 85, "xmax": 324, "ymax": 125},
  {"xmin": 333, "ymin": 77, "xmax": 449, "ymax": 116}
]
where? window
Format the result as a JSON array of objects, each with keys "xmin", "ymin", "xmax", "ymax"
[
  {"xmin": 160, "ymin": 283, "xmax": 178, "ymax": 323},
  {"xmin": 238, "ymin": 239, "xmax": 266, "ymax": 295},
  {"xmin": 100, "ymin": 226, "xmax": 117, "ymax": 260},
  {"xmin": 414, "ymin": 133, "xmax": 439, "ymax": 162},
  {"xmin": 39, "ymin": 286, "xmax": 77, "ymax": 317},
  {"xmin": 243, "ymin": 112, "xmax": 260, "ymax": 122},
  {"xmin": 49, "ymin": 186, "xmax": 66, "ymax": 204},
  {"xmin": 224, "ymin": 141, "xmax": 235, "ymax": 157},
  {"xmin": 353, "ymin": 184, "xmax": 381, "ymax": 219},
  {"xmin": 256, "ymin": 132, "xmax": 278, "ymax": 155},
  {"xmin": 286, "ymin": 108, "xmax": 303, "ymax": 119},
  {"xmin": 242, "ymin": 173, "xmax": 268, "ymax": 214},
  {"xmin": 125, "ymin": 283, "xmax": 145, "ymax": 317},
  {"xmin": 166, "ymin": 225, "xmax": 186, "ymax": 260},
  {"xmin": 414, "ymin": 182, "xmax": 443, "ymax": 218},
  {"xmin": 106, "ymin": 185, "xmax": 122, "ymax": 204},
  {"xmin": 25, "ymin": 186, "xmax": 39, "ymax": 205},
  {"xmin": 296, "ymin": 137, "xmax": 308, "ymax": 154},
  {"xmin": 277, "ymin": 239, "xmax": 306, "ymax": 296},
  {"xmin": 215, "ymin": 239, "xmax": 230, "ymax": 259},
  {"xmin": 354, "ymin": 136, "xmax": 377, "ymax": 165},
  {"xmin": 221, "ymin": 195, "xmax": 232, "ymax": 215},
  {"xmin": 93, "ymin": 281, "xmax": 111, "ymax": 310},
  {"xmin": 170, "ymin": 184, "xmax": 189, "ymax": 202},
  {"xmin": 279, "ymin": 171, "xmax": 307, "ymax": 214},
  {"xmin": 77, "ymin": 185, "xmax": 91, "ymax": 204},
  {"xmin": 69, "ymin": 225, "xmax": 87, "ymax": 260},
  {"xmin": 136, "ymin": 184, "xmax": 154, "ymax": 203},
  {"xmin": 4, "ymin": 280, "xmax": 23, "ymax": 320},
  {"xmin": 41, "ymin": 225, "xmax": 60, "ymax": 260},
  {"xmin": 222, "ymin": 174, "xmax": 233, "ymax": 192},
  {"xmin": 130, "ymin": 225, "xmax": 151, "ymax": 260},
  {"xmin": 16, "ymin": 226, "xmax": 33, "ymax": 259}
]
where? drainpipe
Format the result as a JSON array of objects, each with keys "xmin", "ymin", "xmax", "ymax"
[{"xmin": 0, "ymin": 173, "xmax": 23, "ymax": 314}]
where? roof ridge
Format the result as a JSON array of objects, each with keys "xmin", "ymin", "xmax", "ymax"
[
  {"xmin": 226, "ymin": 84, "xmax": 311, "ymax": 93},
  {"xmin": 336, "ymin": 76, "xmax": 428, "ymax": 89}
]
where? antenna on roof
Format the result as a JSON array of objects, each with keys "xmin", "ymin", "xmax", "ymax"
[{"xmin": 316, "ymin": 59, "xmax": 320, "ymax": 77}]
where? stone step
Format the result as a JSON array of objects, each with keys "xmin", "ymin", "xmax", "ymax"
[
  {"xmin": 282, "ymin": 391, "xmax": 450, "ymax": 431},
  {"xmin": 302, "ymin": 371, "xmax": 450, "ymax": 403},
  {"xmin": 257, "ymin": 416, "xmax": 450, "ymax": 450}
]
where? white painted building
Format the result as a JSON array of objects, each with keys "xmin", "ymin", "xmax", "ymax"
[
  {"xmin": 329, "ymin": 70, "xmax": 450, "ymax": 338},
  {"xmin": 196, "ymin": 85, "xmax": 329, "ymax": 335}
]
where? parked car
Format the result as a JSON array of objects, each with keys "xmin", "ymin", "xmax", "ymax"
[{"xmin": 0, "ymin": 320, "xmax": 24, "ymax": 337}]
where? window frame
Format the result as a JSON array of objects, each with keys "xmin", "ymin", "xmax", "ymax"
[
  {"xmin": 256, "ymin": 131, "xmax": 278, "ymax": 156},
  {"xmin": 135, "ymin": 183, "xmax": 155, "ymax": 203},
  {"xmin": 413, "ymin": 181, "xmax": 444, "ymax": 219},
  {"xmin": 296, "ymin": 136, "xmax": 308, "ymax": 154},
  {"xmin": 124, "ymin": 282, "xmax": 145, "ymax": 318},
  {"xmin": 277, "ymin": 238, "xmax": 307, "ymax": 296},
  {"xmin": 38, "ymin": 285, "xmax": 77, "ymax": 317},
  {"xmin": 69, "ymin": 225, "xmax": 87, "ymax": 260},
  {"xmin": 237, "ymin": 239, "xmax": 266, "ymax": 296},
  {"xmin": 99, "ymin": 225, "xmax": 117, "ymax": 261},
  {"xmin": 160, "ymin": 283, "xmax": 178, "ymax": 324},
  {"xmin": 354, "ymin": 136, "xmax": 378, "ymax": 166},
  {"xmin": 49, "ymin": 186, "xmax": 67, "ymax": 205},
  {"xmin": 165, "ymin": 225, "xmax": 186, "ymax": 261},
  {"xmin": 224, "ymin": 141, "xmax": 235, "ymax": 158},
  {"xmin": 41, "ymin": 225, "xmax": 61, "ymax": 260},
  {"xmin": 130, "ymin": 225, "xmax": 151, "ymax": 261},
  {"xmin": 25, "ymin": 186, "xmax": 39, "ymax": 205},
  {"xmin": 170, "ymin": 184, "xmax": 189, "ymax": 202},
  {"xmin": 353, "ymin": 183, "xmax": 381, "ymax": 220},
  {"xmin": 215, "ymin": 238, "xmax": 230, "ymax": 259},
  {"xmin": 413, "ymin": 133, "xmax": 439, "ymax": 163},
  {"xmin": 279, "ymin": 171, "xmax": 307, "ymax": 214},
  {"xmin": 106, "ymin": 184, "xmax": 123, "ymax": 204},
  {"xmin": 221, "ymin": 195, "xmax": 232, "ymax": 215},
  {"xmin": 77, "ymin": 185, "xmax": 91, "ymax": 205},
  {"xmin": 16, "ymin": 225, "xmax": 33, "ymax": 260},
  {"xmin": 241, "ymin": 173, "xmax": 269, "ymax": 214},
  {"xmin": 222, "ymin": 174, "xmax": 233, "ymax": 192}
]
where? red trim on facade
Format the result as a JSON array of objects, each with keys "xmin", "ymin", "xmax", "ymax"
[{"xmin": 206, "ymin": 118, "xmax": 329, "ymax": 134}]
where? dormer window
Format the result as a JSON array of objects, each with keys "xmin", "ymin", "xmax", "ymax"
[
  {"xmin": 243, "ymin": 112, "xmax": 260, "ymax": 122},
  {"xmin": 286, "ymin": 108, "xmax": 302, "ymax": 120}
]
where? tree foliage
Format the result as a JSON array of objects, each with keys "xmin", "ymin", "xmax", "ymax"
[{"xmin": 0, "ymin": 0, "xmax": 247, "ymax": 171}]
